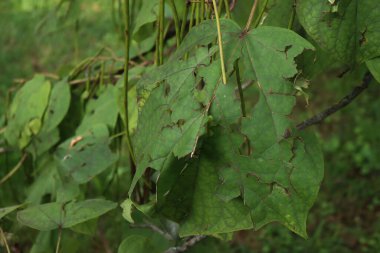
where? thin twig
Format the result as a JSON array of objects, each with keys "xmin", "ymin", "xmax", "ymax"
[
  {"xmin": 0, "ymin": 227, "xmax": 11, "ymax": 253},
  {"xmin": 165, "ymin": 235, "xmax": 206, "ymax": 253},
  {"xmin": 0, "ymin": 147, "xmax": 6, "ymax": 154},
  {"xmin": 0, "ymin": 153, "xmax": 28, "ymax": 186},
  {"xmin": 130, "ymin": 222, "xmax": 174, "ymax": 241},
  {"xmin": 123, "ymin": 0, "xmax": 136, "ymax": 165},
  {"xmin": 253, "ymin": 0, "xmax": 268, "ymax": 28},
  {"xmin": 244, "ymin": 0, "xmax": 259, "ymax": 32},
  {"xmin": 230, "ymin": 0, "xmax": 237, "ymax": 11},
  {"xmin": 296, "ymin": 72, "xmax": 372, "ymax": 131}
]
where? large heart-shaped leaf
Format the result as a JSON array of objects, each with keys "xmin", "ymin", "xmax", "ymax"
[{"xmin": 155, "ymin": 19, "xmax": 323, "ymax": 238}]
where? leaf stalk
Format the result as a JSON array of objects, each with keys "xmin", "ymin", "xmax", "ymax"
[{"xmin": 212, "ymin": 0, "xmax": 227, "ymax": 84}]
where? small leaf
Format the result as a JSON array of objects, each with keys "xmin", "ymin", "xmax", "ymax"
[
  {"xmin": 366, "ymin": 58, "xmax": 380, "ymax": 83},
  {"xmin": 55, "ymin": 125, "xmax": 117, "ymax": 184},
  {"xmin": 118, "ymin": 230, "xmax": 172, "ymax": 253},
  {"xmin": 41, "ymin": 79, "xmax": 71, "ymax": 133},
  {"xmin": 0, "ymin": 204, "xmax": 23, "ymax": 220},
  {"xmin": 17, "ymin": 199, "xmax": 117, "ymax": 231},
  {"xmin": 120, "ymin": 199, "xmax": 134, "ymax": 223}
]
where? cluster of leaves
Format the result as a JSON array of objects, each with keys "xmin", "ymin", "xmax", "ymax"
[{"xmin": 1, "ymin": 0, "xmax": 380, "ymax": 252}]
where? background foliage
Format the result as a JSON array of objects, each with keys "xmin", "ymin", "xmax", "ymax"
[{"xmin": 1, "ymin": 0, "xmax": 380, "ymax": 252}]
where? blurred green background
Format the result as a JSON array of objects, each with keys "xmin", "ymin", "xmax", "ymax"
[{"xmin": 1, "ymin": 0, "xmax": 379, "ymax": 252}]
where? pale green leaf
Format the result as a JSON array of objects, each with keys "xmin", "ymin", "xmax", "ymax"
[
  {"xmin": 76, "ymin": 85, "xmax": 119, "ymax": 134},
  {"xmin": 17, "ymin": 199, "xmax": 117, "ymax": 231},
  {"xmin": 366, "ymin": 58, "xmax": 380, "ymax": 83},
  {"xmin": 241, "ymin": 26, "xmax": 314, "ymax": 153},
  {"xmin": 0, "ymin": 204, "xmax": 23, "ymax": 220},
  {"xmin": 120, "ymin": 199, "xmax": 134, "ymax": 223},
  {"xmin": 41, "ymin": 79, "xmax": 71, "ymax": 133},
  {"xmin": 5, "ymin": 75, "xmax": 51, "ymax": 149}
]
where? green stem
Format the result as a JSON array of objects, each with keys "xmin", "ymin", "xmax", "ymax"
[
  {"xmin": 244, "ymin": 0, "xmax": 259, "ymax": 31},
  {"xmin": 0, "ymin": 227, "xmax": 10, "ymax": 253},
  {"xmin": 218, "ymin": 0, "xmax": 224, "ymax": 16},
  {"xmin": 155, "ymin": 18, "xmax": 160, "ymax": 65},
  {"xmin": 253, "ymin": 0, "xmax": 268, "ymax": 28},
  {"xmin": 185, "ymin": 2, "xmax": 196, "ymax": 60},
  {"xmin": 55, "ymin": 228, "xmax": 62, "ymax": 253},
  {"xmin": 100, "ymin": 62, "xmax": 105, "ymax": 86},
  {"xmin": 212, "ymin": 0, "xmax": 227, "ymax": 85},
  {"xmin": 206, "ymin": 3, "xmax": 212, "ymax": 19},
  {"xmin": 234, "ymin": 61, "xmax": 246, "ymax": 117},
  {"xmin": 189, "ymin": 2, "xmax": 196, "ymax": 30},
  {"xmin": 288, "ymin": 1, "xmax": 296, "ymax": 30},
  {"xmin": 0, "ymin": 153, "xmax": 27, "ymax": 186},
  {"xmin": 180, "ymin": 2, "xmax": 189, "ymax": 41},
  {"xmin": 224, "ymin": 0, "xmax": 231, "ymax": 18},
  {"xmin": 200, "ymin": 0, "xmax": 205, "ymax": 21},
  {"xmin": 168, "ymin": 0, "xmax": 181, "ymax": 47},
  {"xmin": 159, "ymin": 0, "xmax": 165, "ymax": 65},
  {"xmin": 123, "ymin": 0, "xmax": 136, "ymax": 165},
  {"xmin": 195, "ymin": 2, "xmax": 200, "ymax": 25}
]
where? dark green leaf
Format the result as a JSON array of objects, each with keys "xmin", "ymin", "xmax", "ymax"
[{"xmin": 297, "ymin": 0, "xmax": 380, "ymax": 64}]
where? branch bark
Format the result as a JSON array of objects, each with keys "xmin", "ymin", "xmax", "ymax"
[
  {"xmin": 296, "ymin": 72, "xmax": 372, "ymax": 131},
  {"xmin": 165, "ymin": 235, "xmax": 206, "ymax": 253}
]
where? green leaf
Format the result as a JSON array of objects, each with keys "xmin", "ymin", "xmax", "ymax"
[
  {"xmin": 30, "ymin": 232, "xmax": 52, "ymax": 253},
  {"xmin": 156, "ymin": 23, "xmax": 322, "ymax": 238},
  {"xmin": 76, "ymin": 85, "xmax": 119, "ymax": 134},
  {"xmin": 117, "ymin": 78, "xmax": 138, "ymax": 133},
  {"xmin": 26, "ymin": 129, "xmax": 60, "ymax": 158},
  {"xmin": 17, "ymin": 199, "xmax": 117, "ymax": 231},
  {"xmin": 366, "ymin": 58, "xmax": 380, "ymax": 83},
  {"xmin": 5, "ymin": 75, "xmax": 51, "ymax": 149},
  {"xmin": 132, "ymin": 1, "xmax": 158, "ymax": 35},
  {"xmin": 118, "ymin": 229, "xmax": 172, "ymax": 253},
  {"xmin": 128, "ymin": 49, "xmax": 217, "ymax": 195},
  {"xmin": 156, "ymin": 137, "xmax": 253, "ymax": 237},
  {"xmin": 213, "ymin": 128, "xmax": 323, "ymax": 238},
  {"xmin": 55, "ymin": 125, "xmax": 117, "ymax": 184},
  {"xmin": 120, "ymin": 199, "xmax": 134, "ymax": 223},
  {"xmin": 232, "ymin": 0, "xmax": 295, "ymax": 29},
  {"xmin": 0, "ymin": 204, "xmax": 23, "ymax": 220},
  {"xmin": 129, "ymin": 19, "xmax": 244, "ymax": 195},
  {"xmin": 26, "ymin": 156, "xmax": 60, "ymax": 204},
  {"xmin": 172, "ymin": 19, "xmax": 241, "ymax": 61},
  {"xmin": 26, "ymin": 155, "xmax": 80, "ymax": 204},
  {"xmin": 240, "ymin": 26, "xmax": 314, "ymax": 153},
  {"xmin": 297, "ymin": 0, "xmax": 380, "ymax": 65},
  {"xmin": 69, "ymin": 218, "xmax": 98, "ymax": 235},
  {"xmin": 41, "ymin": 79, "xmax": 71, "ymax": 133}
]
